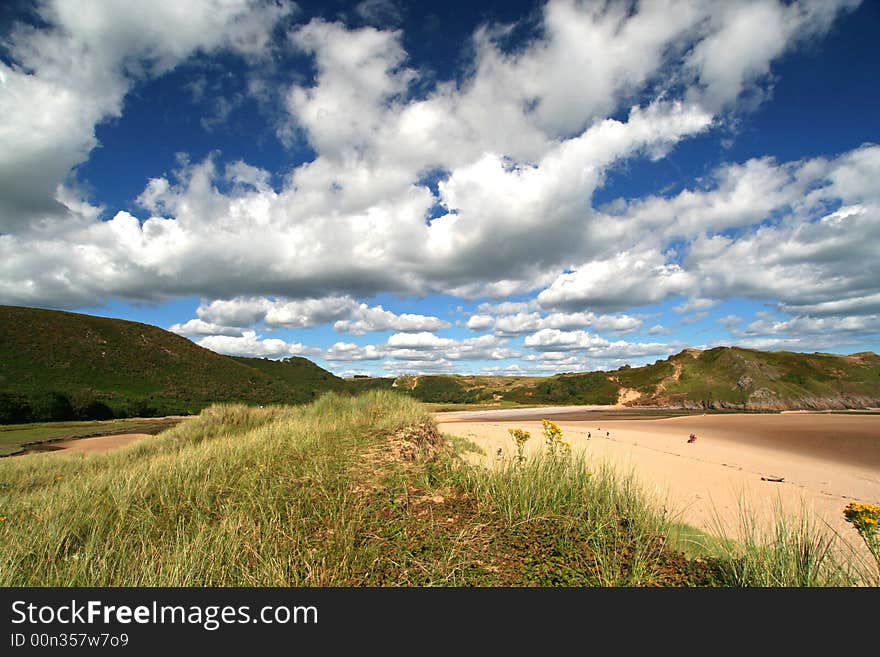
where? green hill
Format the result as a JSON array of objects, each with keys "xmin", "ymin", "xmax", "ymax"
[
  {"xmin": 231, "ymin": 355, "xmax": 346, "ymax": 395},
  {"xmin": 384, "ymin": 347, "xmax": 880, "ymax": 410},
  {"xmin": 0, "ymin": 305, "xmax": 342, "ymax": 422},
  {"xmin": 2, "ymin": 305, "xmax": 878, "ymax": 421},
  {"xmin": 619, "ymin": 347, "xmax": 880, "ymax": 410}
]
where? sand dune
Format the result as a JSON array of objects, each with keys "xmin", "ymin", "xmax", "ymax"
[{"xmin": 437, "ymin": 410, "xmax": 880, "ymax": 557}]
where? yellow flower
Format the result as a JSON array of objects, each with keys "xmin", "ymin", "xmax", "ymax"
[
  {"xmin": 0, "ymin": 516, "xmax": 7, "ymax": 522},
  {"xmin": 541, "ymin": 419, "xmax": 567, "ymax": 456},
  {"xmin": 508, "ymin": 428, "xmax": 531, "ymax": 446},
  {"xmin": 508, "ymin": 428, "xmax": 532, "ymax": 463},
  {"xmin": 844, "ymin": 501, "xmax": 880, "ymax": 540}
]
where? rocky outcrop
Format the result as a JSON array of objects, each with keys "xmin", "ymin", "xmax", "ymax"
[{"xmin": 655, "ymin": 394, "xmax": 880, "ymax": 411}]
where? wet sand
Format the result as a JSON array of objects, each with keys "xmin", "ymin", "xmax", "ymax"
[{"xmin": 436, "ymin": 409, "xmax": 880, "ymax": 556}]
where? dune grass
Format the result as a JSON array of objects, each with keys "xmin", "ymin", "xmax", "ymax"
[
  {"xmin": 704, "ymin": 499, "xmax": 878, "ymax": 587},
  {"xmin": 0, "ymin": 391, "xmax": 872, "ymax": 586},
  {"xmin": 0, "ymin": 392, "xmax": 430, "ymax": 585}
]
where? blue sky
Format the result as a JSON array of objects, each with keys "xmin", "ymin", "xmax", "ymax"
[{"xmin": 1, "ymin": 0, "xmax": 879, "ymax": 377}]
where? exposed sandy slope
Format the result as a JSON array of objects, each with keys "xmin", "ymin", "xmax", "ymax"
[
  {"xmin": 616, "ymin": 387, "xmax": 643, "ymax": 405},
  {"xmin": 437, "ymin": 411, "xmax": 880, "ymax": 557},
  {"xmin": 47, "ymin": 433, "xmax": 154, "ymax": 454}
]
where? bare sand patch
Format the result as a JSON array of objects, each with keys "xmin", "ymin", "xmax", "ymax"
[
  {"xmin": 437, "ymin": 411, "xmax": 880, "ymax": 558},
  {"xmin": 42, "ymin": 433, "xmax": 154, "ymax": 454},
  {"xmin": 438, "ymin": 404, "xmax": 634, "ymax": 422},
  {"xmin": 616, "ymin": 387, "xmax": 642, "ymax": 405}
]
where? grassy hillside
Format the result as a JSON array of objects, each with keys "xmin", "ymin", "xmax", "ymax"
[
  {"xmin": 388, "ymin": 347, "xmax": 880, "ymax": 410},
  {"xmin": 0, "ymin": 305, "xmax": 342, "ymax": 421},
  {"xmin": 232, "ymin": 355, "xmax": 347, "ymax": 397},
  {"xmin": 618, "ymin": 347, "xmax": 880, "ymax": 409},
  {"xmin": 2, "ymin": 306, "xmax": 877, "ymax": 419},
  {"xmin": 0, "ymin": 391, "xmax": 870, "ymax": 586}
]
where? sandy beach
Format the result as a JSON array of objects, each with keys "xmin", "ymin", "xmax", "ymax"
[
  {"xmin": 436, "ymin": 409, "xmax": 880, "ymax": 557},
  {"xmin": 37, "ymin": 433, "xmax": 154, "ymax": 454}
]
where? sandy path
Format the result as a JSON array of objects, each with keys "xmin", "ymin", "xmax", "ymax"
[
  {"xmin": 45, "ymin": 433, "xmax": 154, "ymax": 454},
  {"xmin": 437, "ymin": 412, "xmax": 880, "ymax": 558}
]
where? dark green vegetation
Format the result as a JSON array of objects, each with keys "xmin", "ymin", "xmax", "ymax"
[
  {"xmin": 1, "ymin": 392, "xmax": 869, "ymax": 586},
  {"xmin": 2, "ymin": 306, "xmax": 878, "ymax": 426},
  {"xmin": 0, "ymin": 417, "xmax": 182, "ymax": 457},
  {"xmin": 0, "ymin": 305, "xmax": 349, "ymax": 422},
  {"xmin": 231, "ymin": 355, "xmax": 346, "ymax": 395}
]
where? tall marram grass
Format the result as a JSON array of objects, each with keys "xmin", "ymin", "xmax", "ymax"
[
  {"xmin": 0, "ymin": 391, "xmax": 429, "ymax": 586},
  {"xmin": 0, "ymin": 390, "xmax": 870, "ymax": 586},
  {"xmin": 450, "ymin": 455, "xmax": 677, "ymax": 585},
  {"xmin": 706, "ymin": 500, "xmax": 872, "ymax": 587}
]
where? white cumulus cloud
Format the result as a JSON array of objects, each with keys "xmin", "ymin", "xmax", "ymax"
[
  {"xmin": 334, "ymin": 304, "xmax": 450, "ymax": 335},
  {"xmin": 537, "ymin": 251, "xmax": 696, "ymax": 311},
  {"xmin": 524, "ymin": 328, "xmax": 675, "ymax": 359},
  {"xmin": 197, "ymin": 331, "xmax": 313, "ymax": 358}
]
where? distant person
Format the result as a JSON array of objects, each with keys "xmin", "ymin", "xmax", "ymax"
[
  {"xmin": 606, "ymin": 431, "xmax": 610, "ymax": 438},
  {"xmin": 687, "ymin": 433, "xmax": 697, "ymax": 443},
  {"xmin": 587, "ymin": 431, "xmax": 591, "ymax": 439}
]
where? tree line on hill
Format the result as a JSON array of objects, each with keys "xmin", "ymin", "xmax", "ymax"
[{"xmin": 0, "ymin": 390, "xmax": 159, "ymax": 424}]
